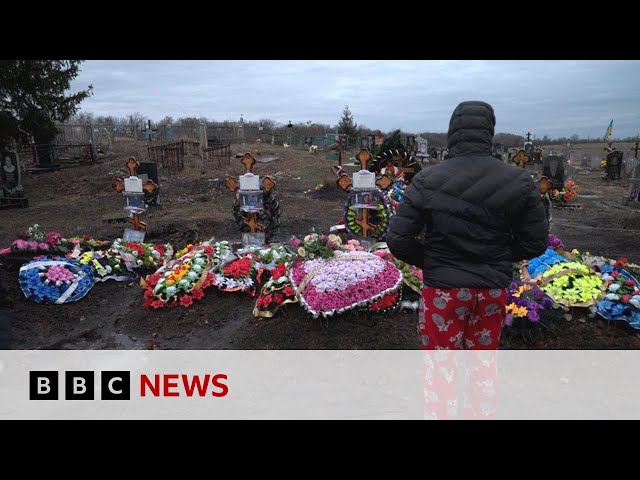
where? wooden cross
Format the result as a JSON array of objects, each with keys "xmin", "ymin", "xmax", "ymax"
[
  {"xmin": 631, "ymin": 141, "xmax": 639, "ymax": 159},
  {"xmin": 240, "ymin": 152, "xmax": 256, "ymax": 173},
  {"xmin": 337, "ymin": 171, "xmax": 392, "ymax": 193},
  {"xmin": 356, "ymin": 209, "xmax": 376, "ymax": 238},
  {"xmin": 225, "ymin": 153, "xmax": 275, "ymax": 234},
  {"xmin": 335, "ymin": 136, "xmax": 344, "ymax": 166},
  {"xmin": 338, "ymin": 149, "xmax": 392, "ymax": 239},
  {"xmin": 128, "ymin": 213, "xmax": 147, "ymax": 231},
  {"xmin": 355, "ymin": 148, "xmax": 373, "ymax": 170},
  {"xmin": 225, "ymin": 153, "xmax": 276, "ymax": 193},
  {"xmin": 512, "ymin": 149, "xmax": 530, "ymax": 168},
  {"xmin": 111, "ymin": 157, "xmax": 158, "ymax": 232},
  {"xmin": 242, "ymin": 214, "xmax": 264, "ymax": 233},
  {"xmin": 112, "ymin": 157, "xmax": 158, "ymax": 194}
]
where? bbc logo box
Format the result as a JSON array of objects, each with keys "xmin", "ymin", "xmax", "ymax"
[{"xmin": 29, "ymin": 371, "xmax": 131, "ymax": 400}]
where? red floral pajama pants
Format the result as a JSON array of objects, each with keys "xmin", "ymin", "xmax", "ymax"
[
  {"xmin": 419, "ymin": 287, "xmax": 507, "ymax": 350},
  {"xmin": 423, "ymin": 350, "xmax": 499, "ymax": 419}
]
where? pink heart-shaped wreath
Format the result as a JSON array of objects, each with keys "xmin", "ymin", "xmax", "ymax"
[{"xmin": 290, "ymin": 250, "xmax": 403, "ymax": 318}]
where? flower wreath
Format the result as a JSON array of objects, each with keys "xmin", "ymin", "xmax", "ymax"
[
  {"xmin": 141, "ymin": 247, "xmax": 214, "ymax": 309},
  {"xmin": 369, "ymin": 289, "xmax": 402, "ymax": 314},
  {"xmin": 212, "ymin": 255, "xmax": 258, "ymax": 296},
  {"xmin": 19, "ymin": 258, "xmax": 95, "ymax": 304},
  {"xmin": 253, "ymin": 263, "xmax": 298, "ymax": 318},
  {"xmin": 596, "ymin": 264, "xmax": 640, "ymax": 329},
  {"xmin": 111, "ymin": 238, "xmax": 166, "ymax": 270},
  {"xmin": 236, "ymin": 244, "xmax": 293, "ymax": 271},
  {"xmin": 534, "ymin": 261, "xmax": 605, "ymax": 307},
  {"xmin": 290, "ymin": 250, "xmax": 403, "ymax": 318},
  {"xmin": 79, "ymin": 250, "xmax": 137, "ymax": 282},
  {"xmin": 523, "ymin": 248, "xmax": 570, "ymax": 281},
  {"xmin": 344, "ymin": 190, "xmax": 392, "ymax": 240}
]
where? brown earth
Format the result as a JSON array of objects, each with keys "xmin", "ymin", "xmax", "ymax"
[{"xmin": 1, "ymin": 141, "xmax": 639, "ymax": 350}]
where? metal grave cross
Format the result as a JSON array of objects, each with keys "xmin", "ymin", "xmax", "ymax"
[{"xmin": 112, "ymin": 157, "xmax": 158, "ymax": 237}]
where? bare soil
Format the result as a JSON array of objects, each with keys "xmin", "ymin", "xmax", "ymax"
[{"xmin": 1, "ymin": 141, "xmax": 639, "ymax": 350}]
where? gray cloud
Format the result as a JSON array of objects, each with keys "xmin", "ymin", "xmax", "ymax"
[{"xmin": 70, "ymin": 60, "xmax": 640, "ymax": 138}]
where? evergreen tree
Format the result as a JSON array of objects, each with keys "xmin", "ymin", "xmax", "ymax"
[
  {"xmin": 0, "ymin": 60, "xmax": 93, "ymax": 148},
  {"xmin": 337, "ymin": 105, "xmax": 360, "ymax": 145},
  {"xmin": 378, "ymin": 129, "xmax": 405, "ymax": 152}
]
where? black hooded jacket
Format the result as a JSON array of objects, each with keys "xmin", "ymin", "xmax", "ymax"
[{"xmin": 386, "ymin": 101, "xmax": 549, "ymax": 288}]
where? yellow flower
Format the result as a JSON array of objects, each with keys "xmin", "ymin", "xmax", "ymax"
[
  {"xmin": 513, "ymin": 284, "xmax": 532, "ymax": 298},
  {"xmin": 506, "ymin": 303, "xmax": 528, "ymax": 317},
  {"xmin": 166, "ymin": 279, "xmax": 175, "ymax": 286}
]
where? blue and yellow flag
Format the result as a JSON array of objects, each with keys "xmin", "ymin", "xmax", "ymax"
[{"xmin": 604, "ymin": 119, "xmax": 613, "ymax": 141}]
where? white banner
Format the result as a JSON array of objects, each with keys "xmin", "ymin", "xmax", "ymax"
[{"xmin": 1, "ymin": 350, "xmax": 639, "ymax": 419}]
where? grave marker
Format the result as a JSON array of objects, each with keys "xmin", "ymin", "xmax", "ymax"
[
  {"xmin": 542, "ymin": 155, "xmax": 565, "ymax": 190},
  {"xmin": 606, "ymin": 150, "xmax": 623, "ymax": 180},
  {"xmin": 226, "ymin": 153, "xmax": 280, "ymax": 245},
  {"xmin": 512, "ymin": 149, "xmax": 530, "ymax": 168},
  {"xmin": 112, "ymin": 157, "xmax": 158, "ymax": 242},
  {"xmin": 0, "ymin": 149, "xmax": 28, "ymax": 208},
  {"xmin": 625, "ymin": 161, "xmax": 640, "ymax": 205},
  {"xmin": 338, "ymin": 149, "xmax": 393, "ymax": 239}
]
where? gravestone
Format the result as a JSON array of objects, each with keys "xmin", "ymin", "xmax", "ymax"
[
  {"xmin": 606, "ymin": 150, "xmax": 623, "ymax": 180},
  {"xmin": 542, "ymin": 155, "xmax": 565, "ymax": 190},
  {"xmin": 624, "ymin": 160, "xmax": 640, "ymax": 205},
  {"xmin": 137, "ymin": 161, "xmax": 160, "ymax": 207},
  {"xmin": 0, "ymin": 150, "xmax": 28, "ymax": 208}
]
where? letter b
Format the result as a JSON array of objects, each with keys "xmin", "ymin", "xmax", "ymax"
[
  {"xmin": 65, "ymin": 371, "xmax": 94, "ymax": 400},
  {"xmin": 29, "ymin": 371, "xmax": 58, "ymax": 400}
]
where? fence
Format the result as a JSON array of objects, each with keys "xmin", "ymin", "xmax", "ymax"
[
  {"xmin": 53, "ymin": 122, "xmax": 339, "ymax": 148},
  {"xmin": 54, "ymin": 124, "xmax": 114, "ymax": 153},
  {"xmin": 203, "ymin": 143, "xmax": 231, "ymax": 166},
  {"xmin": 147, "ymin": 140, "xmax": 212, "ymax": 170}
]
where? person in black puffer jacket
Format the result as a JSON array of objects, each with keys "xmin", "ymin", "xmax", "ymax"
[{"xmin": 387, "ymin": 101, "xmax": 548, "ymax": 350}]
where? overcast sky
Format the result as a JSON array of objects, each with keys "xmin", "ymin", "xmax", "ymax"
[{"xmin": 70, "ymin": 60, "xmax": 640, "ymax": 139}]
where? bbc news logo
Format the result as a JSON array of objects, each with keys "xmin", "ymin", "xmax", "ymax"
[{"xmin": 29, "ymin": 371, "xmax": 229, "ymax": 400}]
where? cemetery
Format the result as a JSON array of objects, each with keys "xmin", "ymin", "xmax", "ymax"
[{"xmin": 1, "ymin": 128, "xmax": 640, "ymax": 351}]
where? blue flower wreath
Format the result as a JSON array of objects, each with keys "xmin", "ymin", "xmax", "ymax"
[
  {"xmin": 527, "ymin": 248, "xmax": 570, "ymax": 279},
  {"xmin": 19, "ymin": 257, "xmax": 95, "ymax": 304},
  {"xmin": 596, "ymin": 268, "xmax": 640, "ymax": 329}
]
